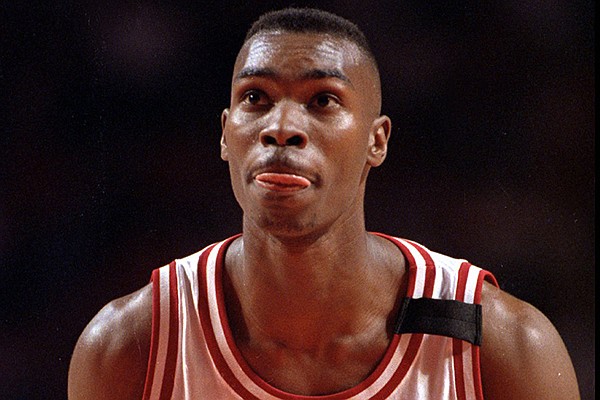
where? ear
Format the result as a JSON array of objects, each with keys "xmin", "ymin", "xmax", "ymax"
[
  {"xmin": 367, "ymin": 115, "xmax": 391, "ymax": 167},
  {"xmin": 220, "ymin": 109, "xmax": 229, "ymax": 161}
]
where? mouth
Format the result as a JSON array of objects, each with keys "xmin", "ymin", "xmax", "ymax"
[{"xmin": 254, "ymin": 172, "xmax": 311, "ymax": 192}]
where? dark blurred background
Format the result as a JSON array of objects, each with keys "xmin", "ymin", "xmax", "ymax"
[{"xmin": 1, "ymin": 1, "xmax": 594, "ymax": 399}]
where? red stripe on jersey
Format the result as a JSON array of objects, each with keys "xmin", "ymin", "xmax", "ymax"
[
  {"xmin": 372, "ymin": 333, "xmax": 424, "ymax": 399},
  {"xmin": 472, "ymin": 268, "xmax": 498, "ymax": 399},
  {"xmin": 472, "ymin": 345, "xmax": 484, "ymax": 400},
  {"xmin": 453, "ymin": 262, "xmax": 473, "ymax": 400},
  {"xmin": 158, "ymin": 262, "xmax": 180, "ymax": 399},
  {"xmin": 453, "ymin": 338, "xmax": 467, "ymax": 400},
  {"xmin": 475, "ymin": 270, "xmax": 498, "ymax": 303},
  {"xmin": 197, "ymin": 241, "xmax": 262, "ymax": 400},
  {"xmin": 142, "ymin": 269, "xmax": 161, "ymax": 400},
  {"xmin": 211, "ymin": 239, "xmax": 289, "ymax": 398},
  {"xmin": 404, "ymin": 239, "xmax": 437, "ymax": 297},
  {"xmin": 364, "ymin": 234, "xmax": 428, "ymax": 399},
  {"xmin": 378, "ymin": 234, "xmax": 437, "ymax": 298},
  {"xmin": 455, "ymin": 262, "xmax": 472, "ymax": 302},
  {"xmin": 372, "ymin": 234, "xmax": 419, "ymax": 297}
]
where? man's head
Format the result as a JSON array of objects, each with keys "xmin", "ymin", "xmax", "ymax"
[
  {"xmin": 244, "ymin": 8, "xmax": 378, "ymax": 70},
  {"xmin": 221, "ymin": 8, "xmax": 391, "ymax": 239},
  {"xmin": 241, "ymin": 7, "xmax": 382, "ymax": 114}
]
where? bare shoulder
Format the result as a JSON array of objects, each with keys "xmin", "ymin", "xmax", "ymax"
[
  {"xmin": 480, "ymin": 281, "xmax": 580, "ymax": 400},
  {"xmin": 68, "ymin": 283, "xmax": 153, "ymax": 400}
]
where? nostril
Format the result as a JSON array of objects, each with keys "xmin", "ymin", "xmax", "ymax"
[
  {"xmin": 262, "ymin": 136, "xmax": 277, "ymax": 145},
  {"xmin": 286, "ymin": 135, "xmax": 304, "ymax": 146},
  {"xmin": 260, "ymin": 133, "xmax": 306, "ymax": 147}
]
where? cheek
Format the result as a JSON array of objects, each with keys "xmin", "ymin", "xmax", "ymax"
[
  {"xmin": 320, "ymin": 120, "xmax": 370, "ymax": 161},
  {"xmin": 326, "ymin": 131, "xmax": 372, "ymax": 183},
  {"xmin": 228, "ymin": 109, "xmax": 263, "ymax": 133},
  {"xmin": 226, "ymin": 158, "xmax": 249, "ymax": 211},
  {"xmin": 224, "ymin": 118, "xmax": 260, "ymax": 155}
]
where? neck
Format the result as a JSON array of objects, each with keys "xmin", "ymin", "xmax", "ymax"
[{"xmin": 224, "ymin": 221, "xmax": 406, "ymax": 351}]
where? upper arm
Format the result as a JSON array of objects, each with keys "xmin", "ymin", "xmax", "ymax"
[
  {"xmin": 480, "ymin": 282, "xmax": 580, "ymax": 400},
  {"xmin": 68, "ymin": 283, "xmax": 153, "ymax": 400}
]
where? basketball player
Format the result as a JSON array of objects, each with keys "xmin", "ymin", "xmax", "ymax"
[{"xmin": 68, "ymin": 8, "xmax": 580, "ymax": 399}]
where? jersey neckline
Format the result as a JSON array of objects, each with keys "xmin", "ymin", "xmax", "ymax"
[{"xmin": 197, "ymin": 233, "xmax": 429, "ymax": 399}]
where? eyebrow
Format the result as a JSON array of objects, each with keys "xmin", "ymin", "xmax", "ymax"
[
  {"xmin": 235, "ymin": 67, "xmax": 276, "ymax": 81},
  {"xmin": 234, "ymin": 67, "xmax": 352, "ymax": 86}
]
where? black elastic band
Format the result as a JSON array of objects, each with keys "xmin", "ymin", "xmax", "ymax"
[{"xmin": 394, "ymin": 297, "xmax": 482, "ymax": 346}]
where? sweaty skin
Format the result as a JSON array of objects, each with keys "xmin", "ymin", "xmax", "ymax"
[
  {"xmin": 220, "ymin": 31, "xmax": 388, "ymax": 244},
  {"xmin": 68, "ymin": 31, "xmax": 581, "ymax": 399}
]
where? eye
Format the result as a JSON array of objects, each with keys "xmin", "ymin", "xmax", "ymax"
[
  {"xmin": 241, "ymin": 90, "xmax": 269, "ymax": 106},
  {"xmin": 309, "ymin": 93, "xmax": 340, "ymax": 109}
]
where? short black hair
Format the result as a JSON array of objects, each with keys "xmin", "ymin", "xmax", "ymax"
[{"xmin": 244, "ymin": 7, "xmax": 376, "ymax": 65}]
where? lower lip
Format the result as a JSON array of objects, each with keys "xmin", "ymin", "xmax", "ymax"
[{"xmin": 254, "ymin": 172, "xmax": 311, "ymax": 192}]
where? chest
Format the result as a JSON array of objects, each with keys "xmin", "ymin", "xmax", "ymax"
[{"xmin": 236, "ymin": 335, "xmax": 391, "ymax": 396}]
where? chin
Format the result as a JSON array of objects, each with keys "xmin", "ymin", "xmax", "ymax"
[
  {"xmin": 260, "ymin": 214, "xmax": 312, "ymax": 234},
  {"xmin": 254, "ymin": 213, "xmax": 328, "ymax": 244}
]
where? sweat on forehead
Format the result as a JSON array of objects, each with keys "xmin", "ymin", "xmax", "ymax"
[{"xmin": 237, "ymin": 32, "xmax": 368, "ymax": 73}]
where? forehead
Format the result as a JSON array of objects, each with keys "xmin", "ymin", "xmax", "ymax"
[{"xmin": 234, "ymin": 31, "xmax": 370, "ymax": 80}]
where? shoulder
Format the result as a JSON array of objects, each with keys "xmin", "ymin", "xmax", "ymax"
[
  {"xmin": 68, "ymin": 283, "xmax": 153, "ymax": 400},
  {"xmin": 480, "ymin": 282, "xmax": 580, "ymax": 399}
]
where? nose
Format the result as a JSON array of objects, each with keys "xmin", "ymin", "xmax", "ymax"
[{"xmin": 259, "ymin": 100, "xmax": 308, "ymax": 148}]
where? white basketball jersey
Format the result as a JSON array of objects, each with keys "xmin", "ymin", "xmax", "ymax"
[{"xmin": 142, "ymin": 233, "xmax": 497, "ymax": 399}]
